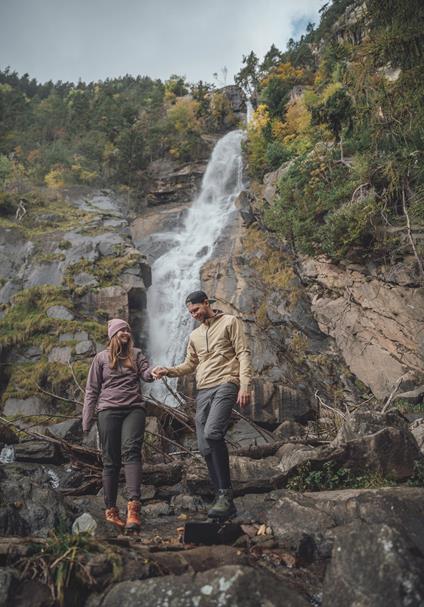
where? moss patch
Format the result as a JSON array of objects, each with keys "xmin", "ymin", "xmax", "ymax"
[
  {"xmin": 0, "ymin": 285, "xmax": 105, "ymax": 349},
  {"xmin": 243, "ymin": 226, "xmax": 301, "ymax": 308}
]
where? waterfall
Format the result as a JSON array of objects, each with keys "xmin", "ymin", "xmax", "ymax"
[
  {"xmin": 146, "ymin": 130, "xmax": 245, "ymax": 402},
  {"xmin": 246, "ymin": 99, "xmax": 254, "ymax": 124}
]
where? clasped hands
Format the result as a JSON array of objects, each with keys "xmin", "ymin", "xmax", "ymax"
[{"xmin": 151, "ymin": 366, "xmax": 167, "ymax": 380}]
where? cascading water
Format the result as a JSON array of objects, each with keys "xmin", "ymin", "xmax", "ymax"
[{"xmin": 146, "ymin": 130, "xmax": 245, "ymax": 402}]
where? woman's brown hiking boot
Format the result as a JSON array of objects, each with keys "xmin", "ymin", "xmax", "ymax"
[
  {"xmin": 105, "ymin": 507, "xmax": 125, "ymax": 529},
  {"xmin": 126, "ymin": 500, "xmax": 141, "ymax": 531}
]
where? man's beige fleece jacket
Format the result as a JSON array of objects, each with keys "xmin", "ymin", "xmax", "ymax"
[{"xmin": 165, "ymin": 311, "xmax": 252, "ymax": 391}]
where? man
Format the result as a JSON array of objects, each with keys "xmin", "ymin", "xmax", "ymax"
[{"xmin": 152, "ymin": 290, "xmax": 252, "ymax": 519}]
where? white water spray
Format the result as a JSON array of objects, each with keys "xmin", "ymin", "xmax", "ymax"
[{"xmin": 146, "ymin": 130, "xmax": 245, "ymax": 401}]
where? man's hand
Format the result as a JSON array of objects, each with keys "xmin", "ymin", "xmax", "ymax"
[
  {"xmin": 152, "ymin": 366, "xmax": 168, "ymax": 380},
  {"xmin": 237, "ymin": 389, "xmax": 251, "ymax": 408}
]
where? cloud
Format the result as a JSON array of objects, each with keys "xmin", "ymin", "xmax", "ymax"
[{"xmin": 0, "ymin": 0, "xmax": 324, "ymax": 84}]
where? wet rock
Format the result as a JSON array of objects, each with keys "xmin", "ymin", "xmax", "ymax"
[
  {"xmin": 323, "ymin": 521, "xmax": 424, "ymax": 607},
  {"xmin": 14, "ymin": 440, "xmax": 63, "ymax": 464},
  {"xmin": 46, "ymin": 305, "xmax": 74, "ymax": 320},
  {"xmin": 0, "ymin": 463, "xmax": 71, "ymax": 536},
  {"xmin": 94, "ymin": 564, "xmax": 308, "ymax": 607}
]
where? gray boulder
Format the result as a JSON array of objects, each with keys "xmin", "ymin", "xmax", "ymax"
[
  {"xmin": 46, "ymin": 305, "xmax": 74, "ymax": 320},
  {"xmin": 48, "ymin": 418, "xmax": 82, "ymax": 442},
  {"xmin": 3, "ymin": 396, "xmax": 51, "ymax": 416},
  {"xmin": 265, "ymin": 487, "xmax": 424, "ymax": 558},
  {"xmin": 93, "ymin": 565, "xmax": 308, "ymax": 607},
  {"xmin": 14, "ymin": 440, "xmax": 63, "ymax": 464},
  {"xmin": 74, "ymin": 340, "xmax": 94, "ymax": 355},
  {"xmin": 323, "ymin": 521, "xmax": 424, "ymax": 606},
  {"xmin": 410, "ymin": 418, "xmax": 424, "ymax": 453},
  {"xmin": 0, "ymin": 463, "xmax": 70, "ymax": 536},
  {"xmin": 48, "ymin": 346, "xmax": 72, "ymax": 363}
]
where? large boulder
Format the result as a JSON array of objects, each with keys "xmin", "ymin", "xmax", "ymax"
[
  {"xmin": 184, "ymin": 455, "xmax": 284, "ymax": 496},
  {"xmin": 300, "ymin": 257, "xmax": 424, "ymax": 400},
  {"xmin": 89, "ymin": 565, "xmax": 308, "ymax": 607},
  {"xmin": 0, "ymin": 463, "xmax": 71, "ymax": 536},
  {"xmin": 264, "ymin": 487, "xmax": 424, "ymax": 558},
  {"xmin": 14, "ymin": 440, "xmax": 63, "ymax": 464},
  {"xmin": 3, "ymin": 396, "xmax": 52, "ymax": 416},
  {"xmin": 323, "ymin": 521, "xmax": 424, "ymax": 606},
  {"xmin": 276, "ymin": 409, "xmax": 423, "ymax": 482}
]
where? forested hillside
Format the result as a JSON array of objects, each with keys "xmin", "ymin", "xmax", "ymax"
[
  {"xmin": 0, "ymin": 71, "xmax": 237, "ymax": 201},
  {"xmin": 239, "ymin": 0, "xmax": 424, "ymax": 268}
]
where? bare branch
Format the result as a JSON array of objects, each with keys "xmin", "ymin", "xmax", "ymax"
[
  {"xmin": 68, "ymin": 361, "xmax": 85, "ymax": 395},
  {"xmin": 402, "ymin": 187, "xmax": 424, "ymax": 282}
]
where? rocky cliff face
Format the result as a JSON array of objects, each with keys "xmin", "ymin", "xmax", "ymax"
[
  {"xmin": 0, "ymin": 187, "xmax": 151, "ymax": 418},
  {"xmin": 259, "ymin": 164, "xmax": 424, "ymax": 405}
]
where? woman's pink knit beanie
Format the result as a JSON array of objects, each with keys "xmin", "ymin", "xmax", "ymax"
[{"xmin": 107, "ymin": 318, "xmax": 130, "ymax": 340}]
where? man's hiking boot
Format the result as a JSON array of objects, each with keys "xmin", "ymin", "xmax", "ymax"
[
  {"xmin": 207, "ymin": 492, "xmax": 219, "ymax": 518},
  {"xmin": 105, "ymin": 507, "xmax": 125, "ymax": 530},
  {"xmin": 207, "ymin": 489, "xmax": 237, "ymax": 520},
  {"xmin": 126, "ymin": 500, "xmax": 141, "ymax": 531}
]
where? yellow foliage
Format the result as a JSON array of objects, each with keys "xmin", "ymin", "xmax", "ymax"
[
  {"xmin": 244, "ymin": 226, "xmax": 296, "ymax": 291},
  {"xmin": 321, "ymin": 81, "xmax": 343, "ymax": 102},
  {"xmin": 44, "ymin": 166, "xmax": 66, "ymax": 189},
  {"xmin": 167, "ymin": 97, "xmax": 201, "ymax": 134},
  {"xmin": 284, "ymin": 99, "xmax": 311, "ymax": 136},
  {"xmin": 27, "ymin": 149, "xmax": 41, "ymax": 163},
  {"xmin": 248, "ymin": 104, "xmax": 270, "ymax": 133},
  {"xmin": 261, "ymin": 62, "xmax": 305, "ymax": 87},
  {"xmin": 71, "ymin": 155, "xmax": 97, "ymax": 184},
  {"xmin": 271, "ymin": 118, "xmax": 285, "ymax": 141}
]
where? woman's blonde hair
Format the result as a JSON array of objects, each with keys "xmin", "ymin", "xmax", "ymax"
[{"xmin": 108, "ymin": 332, "xmax": 136, "ymax": 371}]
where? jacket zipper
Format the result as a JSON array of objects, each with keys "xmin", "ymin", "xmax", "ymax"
[{"xmin": 205, "ymin": 325, "xmax": 209, "ymax": 352}]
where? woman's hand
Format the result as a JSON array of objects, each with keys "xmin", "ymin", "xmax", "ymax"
[{"xmin": 152, "ymin": 366, "xmax": 168, "ymax": 380}]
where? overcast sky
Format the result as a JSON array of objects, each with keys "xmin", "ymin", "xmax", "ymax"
[{"xmin": 1, "ymin": 0, "xmax": 324, "ymax": 85}]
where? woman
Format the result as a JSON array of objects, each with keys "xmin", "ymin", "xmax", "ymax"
[{"xmin": 82, "ymin": 318, "xmax": 154, "ymax": 531}]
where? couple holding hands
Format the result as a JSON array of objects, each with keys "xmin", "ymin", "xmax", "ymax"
[{"xmin": 82, "ymin": 290, "xmax": 252, "ymax": 531}]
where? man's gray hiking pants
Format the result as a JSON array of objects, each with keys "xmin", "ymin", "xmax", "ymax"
[{"xmin": 195, "ymin": 382, "xmax": 238, "ymax": 456}]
